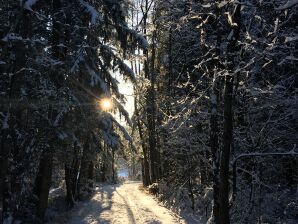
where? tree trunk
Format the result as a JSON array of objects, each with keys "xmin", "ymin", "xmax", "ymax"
[
  {"xmin": 101, "ymin": 163, "xmax": 106, "ymax": 182},
  {"xmin": 0, "ymin": 7, "xmax": 32, "ymax": 221},
  {"xmin": 32, "ymin": 0, "xmax": 62, "ymax": 220},
  {"xmin": 71, "ymin": 151, "xmax": 80, "ymax": 200},
  {"xmin": 34, "ymin": 151, "xmax": 53, "ymax": 222},
  {"xmin": 210, "ymin": 77, "xmax": 221, "ymax": 223},
  {"xmin": 147, "ymin": 28, "xmax": 158, "ymax": 183},
  {"xmin": 65, "ymin": 164, "xmax": 75, "ymax": 209},
  {"xmin": 51, "ymin": 0, "xmax": 63, "ymax": 87},
  {"xmin": 0, "ymin": 128, "xmax": 12, "ymax": 223},
  {"xmin": 142, "ymin": 147, "xmax": 151, "ymax": 186},
  {"xmin": 134, "ymin": 93, "xmax": 150, "ymax": 186},
  {"xmin": 218, "ymin": 5, "xmax": 241, "ymax": 224},
  {"xmin": 131, "ymin": 156, "xmax": 136, "ymax": 180},
  {"xmin": 88, "ymin": 161, "xmax": 94, "ymax": 186},
  {"xmin": 188, "ymin": 177, "xmax": 195, "ymax": 210},
  {"xmin": 210, "ymin": 4, "xmax": 223, "ymax": 222},
  {"xmin": 219, "ymin": 75, "xmax": 234, "ymax": 224},
  {"xmin": 111, "ymin": 150, "xmax": 115, "ymax": 183},
  {"xmin": 139, "ymin": 0, "xmax": 154, "ymax": 186},
  {"xmin": 78, "ymin": 137, "xmax": 91, "ymax": 198}
]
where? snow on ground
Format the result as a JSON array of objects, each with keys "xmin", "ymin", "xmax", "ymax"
[{"xmin": 68, "ymin": 181, "xmax": 187, "ymax": 224}]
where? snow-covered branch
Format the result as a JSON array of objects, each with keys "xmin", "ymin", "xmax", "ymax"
[
  {"xmin": 24, "ymin": 0, "xmax": 39, "ymax": 11},
  {"xmin": 276, "ymin": 0, "xmax": 298, "ymax": 10}
]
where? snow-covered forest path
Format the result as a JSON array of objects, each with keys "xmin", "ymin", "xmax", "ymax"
[{"xmin": 68, "ymin": 181, "xmax": 186, "ymax": 224}]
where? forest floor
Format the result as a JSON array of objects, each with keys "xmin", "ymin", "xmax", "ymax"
[{"xmin": 67, "ymin": 181, "xmax": 188, "ymax": 224}]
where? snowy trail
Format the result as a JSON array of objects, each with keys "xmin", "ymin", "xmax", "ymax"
[{"xmin": 68, "ymin": 181, "xmax": 186, "ymax": 224}]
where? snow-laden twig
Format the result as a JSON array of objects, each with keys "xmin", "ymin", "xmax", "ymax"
[
  {"xmin": 232, "ymin": 147, "xmax": 298, "ymax": 164},
  {"xmin": 113, "ymin": 98, "xmax": 132, "ymax": 126},
  {"xmin": 124, "ymin": 28, "xmax": 149, "ymax": 49},
  {"xmin": 53, "ymin": 109, "xmax": 68, "ymax": 127},
  {"xmin": 0, "ymin": 112, "xmax": 9, "ymax": 129},
  {"xmin": 79, "ymin": 0, "xmax": 103, "ymax": 25},
  {"xmin": 2, "ymin": 33, "xmax": 23, "ymax": 42},
  {"xmin": 285, "ymin": 35, "xmax": 298, "ymax": 43},
  {"xmin": 112, "ymin": 117, "xmax": 136, "ymax": 152},
  {"xmin": 86, "ymin": 65, "xmax": 110, "ymax": 95}
]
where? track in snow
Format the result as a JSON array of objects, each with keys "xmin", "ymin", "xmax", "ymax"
[{"xmin": 68, "ymin": 181, "xmax": 186, "ymax": 224}]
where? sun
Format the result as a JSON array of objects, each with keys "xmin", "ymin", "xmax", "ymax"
[{"xmin": 100, "ymin": 98, "xmax": 113, "ymax": 111}]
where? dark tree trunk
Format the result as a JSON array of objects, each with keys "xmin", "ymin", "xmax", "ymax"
[
  {"xmin": 71, "ymin": 153, "xmax": 80, "ymax": 200},
  {"xmin": 200, "ymin": 156, "xmax": 208, "ymax": 185},
  {"xmin": 100, "ymin": 142, "xmax": 107, "ymax": 183},
  {"xmin": 131, "ymin": 156, "xmax": 136, "ymax": 180},
  {"xmin": 141, "ymin": 159, "xmax": 145, "ymax": 183},
  {"xmin": 285, "ymin": 159, "xmax": 298, "ymax": 186},
  {"xmin": 210, "ymin": 4, "xmax": 223, "ymax": 222},
  {"xmin": 51, "ymin": 0, "xmax": 63, "ymax": 87},
  {"xmin": 147, "ymin": 28, "xmax": 159, "ymax": 183},
  {"xmin": 32, "ymin": 0, "xmax": 62, "ymax": 220},
  {"xmin": 101, "ymin": 163, "xmax": 106, "ymax": 182},
  {"xmin": 78, "ymin": 134, "xmax": 96, "ymax": 198},
  {"xmin": 188, "ymin": 177, "xmax": 195, "ymax": 210},
  {"xmin": 218, "ymin": 5, "xmax": 241, "ymax": 224},
  {"xmin": 219, "ymin": 75, "xmax": 234, "ymax": 224},
  {"xmin": 138, "ymin": 0, "xmax": 154, "ymax": 186},
  {"xmin": 88, "ymin": 161, "xmax": 94, "ymax": 187},
  {"xmin": 78, "ymin": 137, "xmax": 90, "ymax": 197},
  {"xmin": 0, "ymin": 129, "xmax": 12, "ymax": 223},
  {"xmin": 34, "ymin": 152, "xmax": 53, "ymax": 222},
  {"xmin": 142, "ymin": 148, "xmax": 151, "ymax": 186},
  {"xmin": 135, "ymin": 98, "xmax": 150, "ymax": 186},
  {"xmin": 65, "ymin": 164, "xmax": 75, "ymax": 209},
  {"xmin": 141, "ymin": 0, "xmax": 158, "ymax": 184},
  {"xmin": 211, "ymin": 86, "xmax": 221, "ymax": 216},
  {"xmin": 0, "ymin": 6, "xmax": 32, "ymax": 221},
  {"xmin": 111, "ymin": 150, "xmax": 115, "ymax": 183},
  {"xmin": 142, "ymin": 0, "xmax": 149, "ymax": 80}
]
